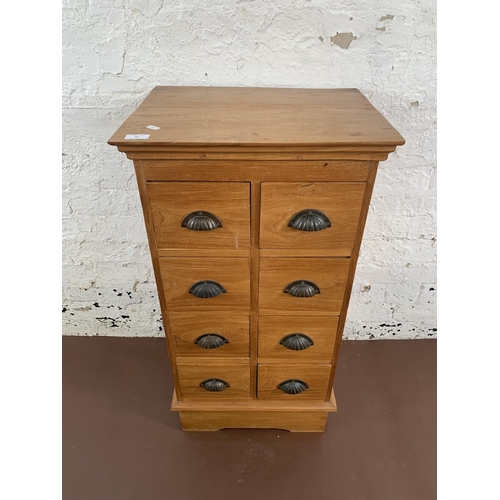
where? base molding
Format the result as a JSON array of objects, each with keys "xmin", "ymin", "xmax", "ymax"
[
  {"xmin": 171, "ymin": 390, "xmax": 337, "ymax": 432},
  {"xmin": 178, "ymin": 410, "xmax": 329, "ymax": 432}
]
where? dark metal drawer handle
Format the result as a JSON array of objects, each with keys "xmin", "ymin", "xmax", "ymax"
[
  {"xmin": 181, "ymin": 211, "xmax": 222, "ymax": 231},
  {"xmin": 278, "ymin": 379, "xmax": 309, "ymax": 395},
  {"xmin": 189, "ymin": 280, "xmax": 227, "ymax": 298},
  {"xmin": 288, "ymin": 209, "xmax": 331, "ymax": 232},
  {"xmin": 195, "ymin": 333, "xmax": 229, "ymax": 349},
  {"xmin": 280, "ymin": 333, "xmax": 314, "ymax": 351},
  {"xmin": 284, "ymin": 280, "xmax": 320, "ymax": 297},
  {"xmin": 200, "ymin": 378, "xmax": 230, "ymax": 392}
]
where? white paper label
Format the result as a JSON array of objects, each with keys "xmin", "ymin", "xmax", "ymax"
[
  {"xmin": 146, "ymin": 125, "xmax": 160, "ymax": 130},
  {"xmin": 124, "ymin": 134, "xmax": 150, "ymax": 140}
]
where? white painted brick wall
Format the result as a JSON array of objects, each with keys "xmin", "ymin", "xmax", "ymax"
[{"xmin": 62, "ymin": 0, "xmax": 436, "ymax": 339}]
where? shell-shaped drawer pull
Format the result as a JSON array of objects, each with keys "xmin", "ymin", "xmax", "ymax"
[
  {"xmin": 278, "ymin": 379, "xmax": 309, "ymax": 395},
  {"xmin": 280, "ymin": 333, "xmax": 314, "ymax": 351},
  {"xmin": 189, "ymin": 280, "xmax": 227, "ymax": 298},
  {"xmin": 283, "ymin": 280, "xmax": 320, "ymax": 297},
  {"xmin": 288, "ymin": 209, "xmax": 331, "ymax": 232},
  {"xmin": 195, "ymin": 333, "xmax": 229, "ymax": 349},
  {"xmin": 181, "ymin": 211, "xmax": 222, "ymax": 231},
  {"xmin": 200, "ymin": 378, "xmax": 230, "ymax": 392}
]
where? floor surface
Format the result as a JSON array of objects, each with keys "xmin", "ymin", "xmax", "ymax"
[{"xmin": 62, "ymin": 337, "xmax": 436, "ymax": 500}]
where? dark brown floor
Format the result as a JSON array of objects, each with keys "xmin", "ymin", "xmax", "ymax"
[{"xmin": 62, "ymin": 338, "xmax": 436, "ymax": 500}]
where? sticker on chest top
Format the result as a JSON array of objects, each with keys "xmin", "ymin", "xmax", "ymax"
[{"xmin": 124, "ymin": 134, "xmax": 150, "ymax": 140}]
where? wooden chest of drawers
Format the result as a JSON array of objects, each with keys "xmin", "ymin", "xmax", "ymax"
[{"xmin": 108, "ymin": 86, "xmax": 404, "ymax": 432}]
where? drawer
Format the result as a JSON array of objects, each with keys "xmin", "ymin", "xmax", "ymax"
[
  {"xmin": 177, "ymin": 362, "xmax": 251, "ymax": 401},
  {"xmin": 259, "ymin": 258, "xmax": 350, "ymax": 314},
  {"xmin": 258, "ymin": 315, "xmax": 339, "ymax": 362},
  {"xmin": 169, "ymin": 313, "xmax": 249, "ymax": 357},
  {"xmin": 260, "ymin": 182, "xmax": 365, "ymax": 255},
  {"xmin": 258, "ymin": 364, "xmax": 331, "ymax": 401},
  {"xmin": 160, "ymin": 258, "xmax": 250, "ymax": 312},
  {"xmin": 147, "ymin": 182, "xmax": 250, "ymax": 250}
]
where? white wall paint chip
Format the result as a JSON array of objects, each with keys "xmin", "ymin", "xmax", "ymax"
[{"xmin": 124, "ymin": 134, "xmax": 150, "ymax": 140}]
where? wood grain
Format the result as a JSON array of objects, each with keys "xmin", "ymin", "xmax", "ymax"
[
  {"xmin": 178, "ymin": 410, "xmax": 328, "ymax": 432},
  {"xmin": 176, "ymin": 361, "xmax": 250, "ymax": 401},
  {"xmin": 159, "ymin": 257, "xmax": 250, "ymax": 312},
  {"xmin": 258, "ymin": 315, "xmax": 339, "ymax": 362},
  {"xmin": 125, "ymin": 150, "xmax": 392, "ymax": 161},
  {"xmin": 168, "ymin": 313, "xmax": 249, "ymax": 357},
  {"xmin": 143, "ymin": 160, "xmax": 371, "ymax": 182},
  {"xmin": 107, "ymin": 87, "xmax": 405, "ymax": 148},
  {"xmin": 171, "ymin": 388, "xmax": 337, "ymax": 411},
  {"xmin": 249, "ymin": 182, "xmax": 261, "ymax": 398},
  {"xmin": 259, "ymin": 249, "xmax": 350, "ymax": 257},
  {"xmin": 259, "ymin": 258, "xmax": 350, "ymax": 314},
  {"xmin": 260, "ymin": 182, "xmax": 365, "ymax": 254},
  {"xmin": 158, "ymin": 248, "xmax": 250, "ymax": 257},
  {"xmin": 108, "ymin": 87, "xmax": 405, "ymax": 431},
  {"xmin": 327, "ymin": 161, "xmax": 380, "ymax": 399},
  {"xmin": 131, "ymin": 160, "xmax": 182, "ymax": 400},
  {"xmin": 257, "ymin": 363, "xmax": 331, "ymax": 401},
  {"xmin": 175, "ymin": 357, "xmax": 249, "ymax": 366},
  {"xmin": 147, "ymin": 182, "xmax": 250, "ymax": 250}
]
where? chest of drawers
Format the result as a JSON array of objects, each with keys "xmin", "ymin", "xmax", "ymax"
[{"xmin": 108, "ymin": 86, "xmax": 404, "ymax": 432}]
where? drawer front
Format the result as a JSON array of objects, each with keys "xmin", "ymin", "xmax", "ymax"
[
  {"xmin": 160, "ymin": 258, "xmax": 250, "ymax": 312},
  {"xmin": 260, "ymin": 182, "xmax": 365, "ymax": 255},
  {"xmin": 258, "ymin": 364, "xmax": 331, "ymax": 401},
  {"xmin": 258, "ymin": 316, "xmax": 339, "ymax": 362},
  {"xmin": 259, "ymin": 258, "xmax": 350, "ymax": 314},
  {"xmin": 169, "ymin": 313, "xmax": 250, "ymax": 357},
  {"xmin": 177, "ymin": 362, "xmax": 251, "ymax": 401},
  {"xmin": 148, "ymin": 182, "xmax": 250, "ymax": 250}
]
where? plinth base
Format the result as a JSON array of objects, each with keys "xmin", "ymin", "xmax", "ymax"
[{"xmin": 171, "ymin": 390, "xmax": 337, "ymax": 432}]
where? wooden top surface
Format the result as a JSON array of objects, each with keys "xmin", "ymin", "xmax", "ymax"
[{"xmin": 108, "ymin": 86, "xmax": 404, "ymax": 148}]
